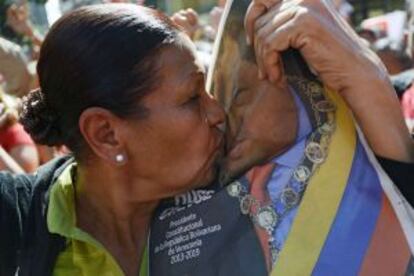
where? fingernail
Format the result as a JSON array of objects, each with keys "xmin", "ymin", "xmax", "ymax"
[{"xmin": 258, "ymin": 70, "xmax": 263, "ymax": 79}]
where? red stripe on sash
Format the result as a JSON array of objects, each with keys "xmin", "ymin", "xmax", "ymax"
[
  {"xmin": 359, "ymin": 195, "xmax": 411, "ymax": 276},
  {"xmin": 247, "ymin": 163, "xmax": 276, "ymax": 271}
]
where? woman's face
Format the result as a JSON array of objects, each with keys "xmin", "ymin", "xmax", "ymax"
[{"xmin": 122, "ymin": 38, "xmax": 225, "ymax": 200}]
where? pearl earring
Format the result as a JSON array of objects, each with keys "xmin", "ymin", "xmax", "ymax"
[{"xmin": 115, "ymin": 154, "xmax": 125, "ymax": 163}]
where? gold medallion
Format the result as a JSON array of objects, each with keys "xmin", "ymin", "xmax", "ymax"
[
  {"xmin": 281, "ymin": 188, "xmax": 300, "ymax": 209},
  {"xmin": 240, "ymin": 195, "xmax": 253, "ymax": 215},
  {"xmin": 315, "ymin": 100, "xmax": 336, "ymax": 113},
  {"xmin": 256, "ymin": 206, "xmax": 278, "ymax": 230},
  {"xmin": 319, "ymin": 122, "xmax": 336, "ymax": 135},
  {"xmin": 227, "ymin": 181, "xmax": 242, "ymax": 197},
  {"xmin": 305, "ymin": 142, "xmax": 326, "ymax": 164},
  {"xmin": 293, "ymin": 166, "xmax": 311, "ymax": 183}
]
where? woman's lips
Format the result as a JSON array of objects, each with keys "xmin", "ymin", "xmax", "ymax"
[{"xmin": 206, "ymin": 132, "xmax": 224, "ymax": 165}]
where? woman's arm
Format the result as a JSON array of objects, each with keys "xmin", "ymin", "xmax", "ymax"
[
  {"xmin": 244, "ymin": 0, "xmax": 414, "ymax": 163},
  {"xmin": 244, "ymin": 0, "xmax": 414, "ymax": 206}
]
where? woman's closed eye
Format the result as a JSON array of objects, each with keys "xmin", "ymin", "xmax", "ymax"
[
  {"xmin": 184, "ymin": 75, "xmax": 204, "ymax": 109},
  {"xmin": 185, "ymin": 93, "xmax": 200, "ymax": 108}
]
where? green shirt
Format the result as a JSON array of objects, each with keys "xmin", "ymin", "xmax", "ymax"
[{"xmin": 47, "ymin": 163, "xmax": 149, "ymax": 276}]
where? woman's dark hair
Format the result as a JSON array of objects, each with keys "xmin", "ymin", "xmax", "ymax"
[{"xmin": 20, "ymin": 4, "xmax": 181, "ymax": 157}]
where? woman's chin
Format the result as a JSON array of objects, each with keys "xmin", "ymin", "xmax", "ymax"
[
  {"xmin": 192, "ymin": 152, "xmax": 223, "ymax": 189},
  {"xmin": 189, "ymin": 167, "xmax": 219, "ymax": 190}
]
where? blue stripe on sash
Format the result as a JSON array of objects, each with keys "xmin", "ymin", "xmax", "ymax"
[{"xmin": 312, "ymin": 141, "xmax": 383, "ymax": 275}]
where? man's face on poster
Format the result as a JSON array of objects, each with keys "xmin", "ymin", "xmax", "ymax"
[{"xmin": 212, "ymin": 37, "xmax": 298, "ymax": 184}]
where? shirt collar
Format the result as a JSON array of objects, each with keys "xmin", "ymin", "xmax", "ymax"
[
  {"xmin": 273, "ymin": 137, "xmax": 307, "ymax": 168},
  {"xmin": 272, "ymin": 87, "xmax": 312, "ymax": 168},
  {"xmin": 47, "ymin": 162, "xmax": 103, "ymax": 248}
]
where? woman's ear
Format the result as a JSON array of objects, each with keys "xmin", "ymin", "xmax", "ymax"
[{"xmin": 79, "ymin": 107, "xmax": 127, "ymax": 165}]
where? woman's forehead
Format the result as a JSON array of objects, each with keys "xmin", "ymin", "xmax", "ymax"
[
  {"xmin": 138, "ymin": 44, "xmax": 204, "ymax": 109},
  {"xmin": 158, "ymin": 44, "xmax": 204, "ymax": 84}
]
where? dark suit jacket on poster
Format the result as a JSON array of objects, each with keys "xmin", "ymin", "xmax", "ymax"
[{"xmin": 149, "ymin": 180, "xmax": 268, "ymax": 276}]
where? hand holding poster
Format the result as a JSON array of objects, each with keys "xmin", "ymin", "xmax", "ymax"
[{"xmin": 150, "ymin": 0, "xmax": 414, "ymax": 275}]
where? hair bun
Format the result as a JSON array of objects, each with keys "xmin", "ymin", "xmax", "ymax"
[{"xmin": 19, "ymin": 89, "xmax": 63, "ymax": 146}]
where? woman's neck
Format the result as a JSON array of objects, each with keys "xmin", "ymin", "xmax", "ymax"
[{"xmin": 75, "ymin": 164, "xmax": 159, "ymax": 276}]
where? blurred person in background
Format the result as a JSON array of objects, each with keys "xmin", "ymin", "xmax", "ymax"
[
  {"xmin": 0, "ymin": 36, "xmax": 31, "ymax": 97},
  {"xmin": 406, "ymin": 0, "xmax": 414, "ymax": 58},
  {"xmin": 356, "ymin": 28, "xmax": 379, "ymax": 45},
  {"xmin": 0, "ymin": 93, "xmax": 39, "ymax": 172},
  {"xmin": 1, "ymin": 0, "xmax": 43, "ymax": 61},
  {"xmin": 170, "ymin": 0, "xmax": 227, "ymax": 69},
  {"xmin": 373, "ymin": 38, "xmax": 413, "ymax": 75},
  {"xmin": 171, "ymin": 7, "xmax": 199, "ymax": 39},
  {"xmin": 6, "ymin": 2, "xmax": 43, "ymax": 49},
  {"xmin": 401, "ymin": 81, "xmax": 414, "ymax": 134},
  {"xmin": 0, "ymin": 34, "xmax": 40, "ymax": 173},
  {"xmin": 171, "ymin": 0, "xmax": 226, "ymax": 41},
  {"xmin": 398, "ymin": 0, "xmax": 414, "ymax": 134},
  {"xmin": 0, "ymin": 107, "xmax": 26, "ymax": 173},
  {"xmin": 208, "ymin": 0, "xmax": 226, "ymax": 39},
  {"xmin": 0, "ymin": 36, "xmax": 39, "ymax": 172}
]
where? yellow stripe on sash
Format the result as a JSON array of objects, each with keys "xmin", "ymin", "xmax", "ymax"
[{"xmin": 271, "ymin": 89, "xmax": 357, "ymax": 276}]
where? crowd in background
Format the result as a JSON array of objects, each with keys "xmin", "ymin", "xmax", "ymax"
[{"xmin": 0, "ymin": 0, "xmax": 413, "ymax": 174}]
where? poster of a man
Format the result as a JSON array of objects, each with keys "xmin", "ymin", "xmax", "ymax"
[
  {"xmin": 208, "ymin": 1, "xmax": 298, "ymax": 186},
  {"xmin": 149, "ymin": 0, "xmax": 414, "ymax": 275}
]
